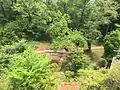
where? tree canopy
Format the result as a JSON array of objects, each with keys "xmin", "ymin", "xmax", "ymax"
[{"xmin": 0, "ymin": 0, "xmax": 120, "ymax": 90}]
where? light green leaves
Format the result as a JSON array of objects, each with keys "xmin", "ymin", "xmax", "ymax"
[{"xmin": 7, "ymin": 49, "xmax": 60, "ymax": 90}]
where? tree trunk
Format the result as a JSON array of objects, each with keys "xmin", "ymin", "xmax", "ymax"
[
  {"xmin": 106, "ymin": 60, "xmax": 112, "ymax": 69},
  {"xmin": 87, "ymin": 39, "xmax": 92, "ymax": 52}
]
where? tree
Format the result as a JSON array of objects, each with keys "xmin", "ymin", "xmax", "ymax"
[
  {"xmin": 0, "ymin": 0, "xmax": 17, "ymax": 25},
  {"xmin": 81, "ymin": 0, "xmax": 118, "ymax": 50},
  {"xmin": 13, "ymin": 0, "xmax": 69, "ymax": 39},
  {"xmin": 57, "ymin": 0, "xmax": 118, "ymax": 51},
  {"xmin": 51, "ymin": 31, "xmax": 87, "ymax": 51},
  {"xmin": 0, "ymin": 0, "xmax": 69, "ymax": 45},
  {"xmin": 104, "ymin": 30, "xmax": 120, "ymax": 60}
]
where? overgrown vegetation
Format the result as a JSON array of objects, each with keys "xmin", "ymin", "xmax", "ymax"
[{"xmin": 0, "ymin": 0, "xmax": 120, "ymax": 90}]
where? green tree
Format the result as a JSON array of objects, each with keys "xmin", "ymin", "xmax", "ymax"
[
  {"xmin": 104, "ymin": 30, "xmax": 120, "ymax": 60},
  {"xmin": 57, "ymin": 0, "xmax": 118, "ymax": 51},
  {"xmin": 0, "ymin": 0, "xmax": 70, "ymax": 45},
  {"xmin": 13, "ymin": 0, "xmax": 69, "ymax": 39},
  {"xmin": 0, "ymin": 0, "xmax": 17, "ymax": 25},
  {"xmin": 51, "ymin": 31, "xmax": 87, "ymax": 51}
]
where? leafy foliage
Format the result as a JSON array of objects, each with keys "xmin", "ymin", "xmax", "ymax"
[
  {"xmin": 0, "ymin": 0, "xmax": 69, "ymax": 45},
  {"xmin": 13, "ymin": 0, "xmax": 69, "ymax": 39},
  {"xmin": 0, "ymin": 40, "xmax": 27, "ymax": 74},
  {"xmin": 75, "ymin": 69, "xmax": 107, "ymax": 90},
  {"xmin": 58, "ymin": 0, "xmax": 118, "ymax": 49},
  {"xmin": 0, "ymin": 0, "xmax": 17, "ymax": 25},
  {"xmin": 97, "ymin": 58, "xmax": 106, "ymax": 68},
  {"xmin": 51, "ymin": 31, "xmax": 87, "ymax": 51},
  {"xmin": 0, "ymin": 74, "xmax": 10, "ymax": 90},
  {"xmin": 0, "ymin": 0, "xmax": 120, "ymax": 89},
  {"xmin": 6, "ymin": 49, "xmax": 60, "ymax": 90},
  {"xmin": 104, "ymin": 30, "xmax": 120, "ymax": 60},
  {"xmin": 63, "ymin": 50, "xmax": 91, "ymax": 73},
  {"xmin": 106, "ymin": 61, "xmax": 120, "ymax": 89}
]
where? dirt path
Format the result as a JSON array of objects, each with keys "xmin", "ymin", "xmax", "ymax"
[
  {"xmin": 91, "ymin": 46, "xmax": 104, "ymax": 61},
  {"xmin": 91, "ymin": 46, "xmax": 104, "ymax": 50},
  {"xmin": 36, "ymin": 43, "xmax": 104, "ymax": 62}
]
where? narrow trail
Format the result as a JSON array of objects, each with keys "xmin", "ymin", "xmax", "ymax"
[
  {"xmin": 36, "ymin": 43, "xmax": 104, "ymax": 62},
  {"xmin": 91, "ymin": 46, "xmax": 104, "ymax": 50}
]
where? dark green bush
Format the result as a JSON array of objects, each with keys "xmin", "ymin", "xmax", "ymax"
[
  {"xmin": 62, "ymin": 50, "xmax": 91, "ymax": 74},
  {"xmin": 97, "ymin": 58, "xmax": 106, "ymax": 68}
]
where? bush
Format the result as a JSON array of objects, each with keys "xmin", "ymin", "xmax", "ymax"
[
  {"xmin": 75, "ymin": 69, "xmax": 107, "ymax": 90},
  {"xmin": 0, "ymin": 40, "xmax": 27, "ymax": 74},
  {"xmin": 67, "ymin": 31, "xmax": 87, "ymax": 47},
  {"xmin": 0, "ymin": 39, "xmax": 26, "ymax": 54},
  {"xmin": 106, "ymin": 61, "xmax": 120, "ymax": 89},
  {"xmin": 6, "ymin": 49, "xmax": 60, "ymax": 90},
  {"xmin": 64, "ymin": 71, "xmax": 75, "ymax": 80},
  {"xmin": 97, "ymin": 58, "xmax": 106, "ymax": 68},
  {"xmin": 0, "ymin": 74, "xmax": 10, "ymax": 90},
  {"xmin": 62, "ymin": 50, "xmax": 91, "ymax": 74}
]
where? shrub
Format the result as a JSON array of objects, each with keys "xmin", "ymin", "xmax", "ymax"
[
  {"xmin": 64, "ymin": 71, "xmax": 75, "ymax": 80},
  {"xmin": 67, "ymin": 31, "xmax": 87, "ymax": 47},
  {"xmin": 97, "ymin": 58, "xmax": 106, "ymax": 68},
  {"xmin": 106, "ymin": 61, "xmax": 120, "ymax": 89},
  {"xmin": 0, "ymin": 40, "xmax": 27, "ymax": 74},
  {"xmin": 6, "ymin": 49, "xmax": 60, "ymax": 90},
  {"xmin": 0, "ymin": 39, "xmax": 26, "ymax": 54},
  {"xmin": 62, "ymin": 50, "xmax": 91, "ymax": 74},
  {"xmin": 0, "ymin": 74, "xmax": 10, "ymax": 90},
  {"xmin": 75, "ymin": 69, "xmax": 107, "ymax": 90}
]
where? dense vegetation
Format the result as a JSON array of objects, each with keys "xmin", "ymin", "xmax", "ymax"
[{"xmin": 0, "ymin": 0, "xmax": 120, "ymax": 90}]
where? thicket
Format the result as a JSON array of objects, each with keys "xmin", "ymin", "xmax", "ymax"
[
  {"xmin": 0, "ymin": 0, "xmax": 120, "ymax": 90},
  {"xmin": 0, "ymin": 42, "xmax": 61, "ymax": 90}
]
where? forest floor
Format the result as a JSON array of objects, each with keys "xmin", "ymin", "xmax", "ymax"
[
  {"xmin": 91, "ymin": 46, "xmax": 104, "ymax": 61},
  {"xmin": 36, "ymin": 42, "xmax": 104, "ymax": 61},
  {"xmin": 35, "ymin": 42, "xmax": 50, "ymax": 50}
]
